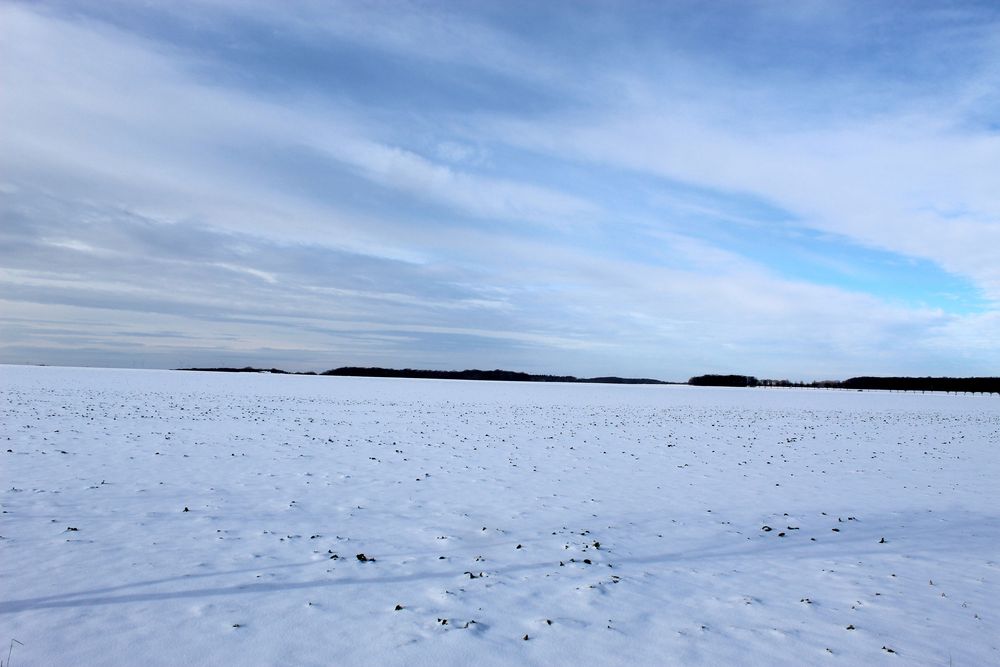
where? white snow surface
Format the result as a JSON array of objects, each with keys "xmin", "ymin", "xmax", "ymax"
[{"xmin": 2, "ymin": 365, "xmax": 999, "ymax": 666}]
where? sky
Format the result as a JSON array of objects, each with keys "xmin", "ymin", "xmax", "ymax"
[{"xmin": 2, "ymin": 0, "xmax": 999, "ymax": 380}]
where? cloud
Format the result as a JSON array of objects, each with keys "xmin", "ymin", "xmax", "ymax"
[
  {"xmin": 0, "ymin": 4, "xmax": 592, "ymax": 240},
  {"xmin": 2, "ymin": 1, "xmax": 998, "ymax": 377}
]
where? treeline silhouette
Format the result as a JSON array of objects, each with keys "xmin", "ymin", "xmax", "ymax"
[
  {"xmin": 321, "ymin": 367, "xmax": 670, "ymax": 384},
  {"xmin": 838, "ymin": 376, "xmax": 1000, "ymax": 394},
  {"xmin": 177, "ymin": 366, "xmax": 669, "ymax": 384},
  {"xmin": 177, "ymin": 366, "xmax": 317, "ymax": 375},
  {"xmin": 691, "ymin": 374, "xmax": 1000, "ymax": 394},
  {"xmin": 176, "ymin": 367, "xmax": 998, "ymax": 394},
  {"xmin": 688, "ymin": 374, "xmax": 759, "ymax": 387}
]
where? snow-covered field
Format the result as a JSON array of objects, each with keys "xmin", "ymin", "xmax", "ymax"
[{"xmin": 2, "ymin": 365, "xmax": 998, "ymax": 666}]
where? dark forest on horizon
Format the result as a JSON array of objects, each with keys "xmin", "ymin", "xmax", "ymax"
[
  {"xmin": 176, "ymin": 366, "xmax": 670, "ymax": 385},
  {"xmin": 176, "ymin": 367, "xmax": 1000, "ymax": 394},
  {"xmin": 688, "ymin": 374, "xmax": 1000, "ymax": 394}
]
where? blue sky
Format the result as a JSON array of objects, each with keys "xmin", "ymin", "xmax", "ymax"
[{"xmin": 1, "ymin": 0, "xmax": 999, "ymax": 379}]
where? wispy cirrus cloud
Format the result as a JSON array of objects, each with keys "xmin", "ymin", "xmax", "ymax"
[{"xmin": 2, "ymin": 0, "xmax": 998, "ymax": 377}]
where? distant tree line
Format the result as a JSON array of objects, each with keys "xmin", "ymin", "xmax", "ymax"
[
  {"xmin": 177, "ymin": 366, "xmax": 317, "ymax": 375},
  {"xmin": 176, "ymin": 366, "xmax": 671, "ymax": 384},
  {"xmin": 733, "ymin": 375, "xmax": 999, "ymax": 394},
  {"xmin": 321, "ymin": 367, "xmax": 670, "ymax": 385},
  {"xmin": 688, "ymin": 374, "xmax": 759, "ymax": 387},
  {"xmin": 836, "ymin": 376, "xmax": 1000, "ymax": 394},
  {"xmin": 177, "ymin": 367, "xmax": 998, "ymax": 394},
  {"xmin": 758, "ymin": 378, "xmax": 817, "ymax": 388}
]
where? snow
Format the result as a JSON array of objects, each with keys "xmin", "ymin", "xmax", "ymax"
[{"xmin": 2, "ymin": 365, "xmax": 998, "ymax": 666}]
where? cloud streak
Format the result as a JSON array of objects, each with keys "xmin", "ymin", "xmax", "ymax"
[{"xmin": 2, "ymin": 0, "xmax": 998, "ymax": 378}]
